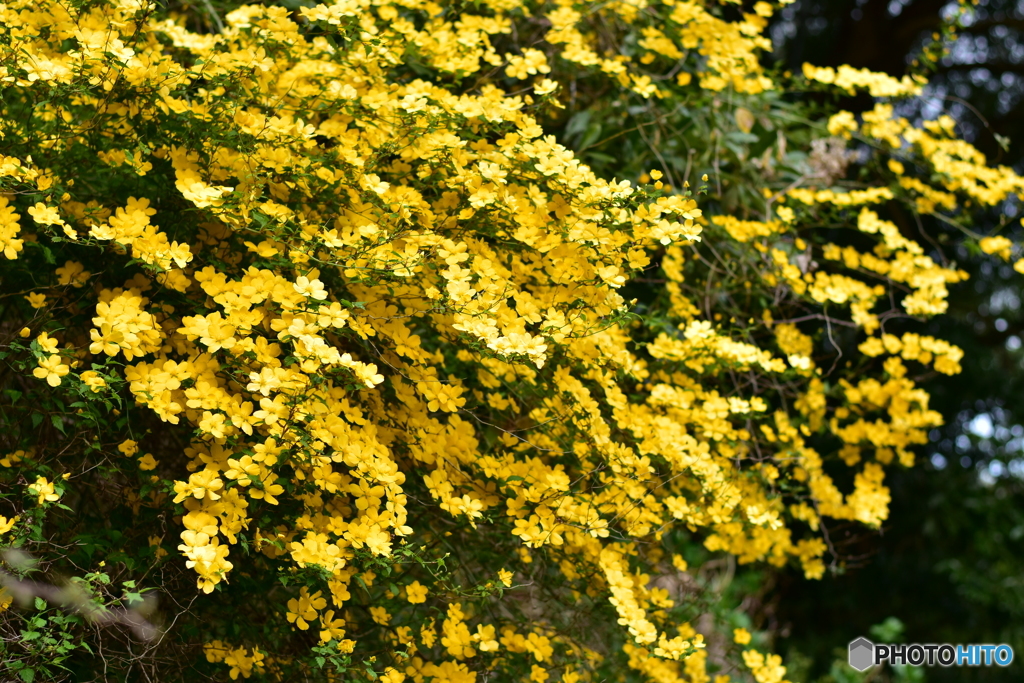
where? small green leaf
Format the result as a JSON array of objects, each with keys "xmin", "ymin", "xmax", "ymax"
[{"xmin": 51, "ymin": 414, "xmax": 66, "ymax": 434}]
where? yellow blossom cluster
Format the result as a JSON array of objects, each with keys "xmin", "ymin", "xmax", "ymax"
[
  {"xmin": 1, "ymin": 0, "xmax": 1020, "ymax": 680},
  {"xmin": 802, "ymin": 63, "xmax": 924, "ymax": 97},
  {"xmin": 205, "ymin": 641, "xmax": 268, "ymax": 680}
]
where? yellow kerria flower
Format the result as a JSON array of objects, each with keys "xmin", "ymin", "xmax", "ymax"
[
  {"xmin": 534, "ymin": 79, "xmax": 558, "ymax": 96},
  {"xmin": 0, "ymin": 515, "xmax": 18, "ymax": 534},
  {"xmin": 293, "ymin": 275, "xmax": 327, "ymax": 300},
  {"xmin": 33, "ymin": 354, "xmax": 69, "ymax": 386},
  {"xmin": 80, "ymin": 370, "xmax": 106, "ymax": 392},
  {"xmin": 27, "ymin": 202, "xmax": 62, "ymax": 225},
  {"xmin": 369, "ymin": 606, "xmax": 391, "ymax": 625},
  {"xmin": 29, "ymin": 476, "xmax": 60, "ymax": 505},
  {"xmin": 25, "ymin": 292, "xmax": 47, "ymax": 309},
  {"xmin": 36, "ymin": 331, "xmax": 59, "ymax": 354},
  {"xmin": 405, "ymin": 580, "xmax": 428, "ymax": 604},
  {"xmin": 55, "ymin": 260, "xmax": 90, "ymax": 287}
]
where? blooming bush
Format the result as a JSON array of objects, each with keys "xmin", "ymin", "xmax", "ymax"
[{"xmin": 0, "ymin": 0, "xmax": 1017, "ymax": 680}]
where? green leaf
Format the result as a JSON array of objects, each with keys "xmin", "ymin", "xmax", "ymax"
[
  {"xmin": 51, "ymin": 413, "xmax": 68, "ymax": 434},
  {"xmin": 19, "ymin": 668, "xmax": 35, "ymax": 683}
]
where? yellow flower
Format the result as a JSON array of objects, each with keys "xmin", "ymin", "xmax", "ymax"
[
  {"xmin": 149, "ymin": 535, "xmax": 168, "ymax": 560},
  {"xmin": 1, "ymin": 451, "xmax": 26, "ymax": 468},
  {"xmin": 424, "ymin": 384, "xmax": 466, "ymax": 412},
  {"xmin": 0, "ymin": 515, "xmax": 18, "ymax": 534},
  {"xmin": 29, "ymin": 476, "xmax": 60, "ymax": 505},
  {"xmin": 293, "ymin": 275, "xmax": 327, "ymax": 300},
  {"xmin": 27, "ymin": 203, "xmax": 63, "ymax": 225},
  {"xmin": 25, "ymin": 292, "xmax": 48, "ymax": 309},
  {"xmin": 827, "ymin": 110, "xmax": 858, "ymax": 139},
  {"xmin": 138, "ymin": 453, "xmax": 158, "ymax": 471},
  {"xmin": 118, "ymin": 439, "xmax": 139, "ymax": 456},
  {"xmin": 286, "ymin": 587, "xmax": 327, "ymax": 630},
  {"xmin": 27, "ymin": 203, "xmax": 76, "ymax": 239},
  {"xmin": 980, "ymin": 235, "xmax": 1013, "ymax": 261},
  {"xmin": 498, "ymin": 568, "xmax": 514, "ymax": 587},
  {"xmin": 405, "ymin": 580, "xmax": 428, "ymax": 604},
  {"xmin": 55, "ymin": 260, "xmax": 90, "ymax": 287},
  {"xmin": 733, "ymin": 628, "xmax": 752, "ymax": 645},
  {"xmin": 172, "ymin": 469, "xmax": 223, "ymax": 503},
  {"xmin": 36, "ymin": 331, "xmax": 59, "ymax": 354},
  {"xmin": 33, "ymin": 354, "xmax": 69, "ymax": 386},
  {"xmin": 534, "ymin": 79, "xmax": 558, "ymax": 96},
  {"xmin": 80, "ymin": 371, "xmax": 106, "ymax": 392}
]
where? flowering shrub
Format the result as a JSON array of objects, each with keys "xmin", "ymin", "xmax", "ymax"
[{"xmin": 0, "ymin": 0, "xmax": 1017, "ymax": 680}]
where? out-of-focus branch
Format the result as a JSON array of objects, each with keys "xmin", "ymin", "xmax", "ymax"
[{"xmin": 1, "ymin": 550, "xmax": 161, "ymax": 642}]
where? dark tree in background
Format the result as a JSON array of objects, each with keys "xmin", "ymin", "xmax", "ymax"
[
  {"xmin": 773, "ymin": 0, "xmax": 945, "ymax": 75},
  {"xmin": 764, "ymin": 2, "xmax": 1024, "ymax": 681},
  {"xmin": 775, "ymin": 0, "xmax": 1024, "ymax": 162}
]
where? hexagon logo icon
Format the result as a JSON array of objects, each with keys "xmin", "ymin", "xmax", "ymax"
[{"xmin": 848, "ymin": 637, "xmax": 875, "ymax": 672}]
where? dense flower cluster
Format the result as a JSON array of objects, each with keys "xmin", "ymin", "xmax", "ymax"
[{"xmin": 0, "ymin": 0, "xmax": 1015, "ymax": 680}]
